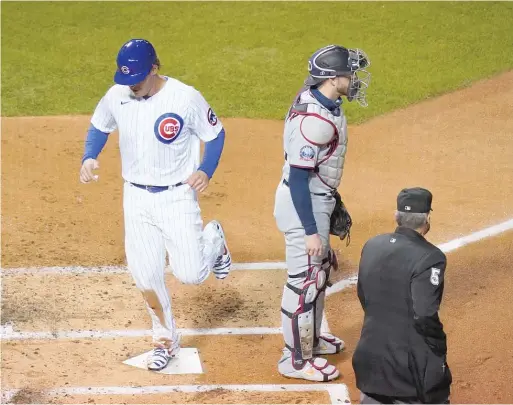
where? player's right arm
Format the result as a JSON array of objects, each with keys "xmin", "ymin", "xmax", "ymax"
[
  {"xmin": 184, "ymin": 88, "xmax": 225, "ymax": 192},
  {"xmin": 79, "ymin": 93, "xmax": 117, "ymax": 184},
  {"xmin": 289, "ymin": 167, "xmax": 322, "ymax": 255},
  {"xmin": 287, "ymin": 114, "xmax": 335, "ymax": 256}
]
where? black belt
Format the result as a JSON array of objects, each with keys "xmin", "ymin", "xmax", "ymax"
[
  {"xmin": 129, "ymin": 181, "xmax": 184, "ymax": 193},
  {"xmin": 282, "ymin": 179, "xmax": 335, "ymax": 197}
]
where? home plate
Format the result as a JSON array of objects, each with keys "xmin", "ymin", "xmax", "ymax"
[{"xmin": 123, "ymin": 348, "xmax": 203, "ymax": 374}]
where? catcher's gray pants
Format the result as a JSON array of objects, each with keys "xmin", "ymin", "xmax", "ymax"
[{"xmin": 273, "ymin": 180, "xmax": 336, "ymax": 364}]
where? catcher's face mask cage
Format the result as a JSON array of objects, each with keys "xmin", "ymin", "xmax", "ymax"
[
  {"xmin": 346, "ymin": 48, "xmax": 371, "ymax": 107},
  {"xmin": 306, "ymin": 45, "xmax": 371, "ymax": 107}
]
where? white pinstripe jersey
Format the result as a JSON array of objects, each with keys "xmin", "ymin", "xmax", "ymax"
[{"xmin": 91, "ymin": 76, "xmax": 223, "ymax": 186}]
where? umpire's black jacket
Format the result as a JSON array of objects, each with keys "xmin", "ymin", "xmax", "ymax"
[{"xmin": 352, "ymin": 226, "xmax": 452, "ymax": 404}]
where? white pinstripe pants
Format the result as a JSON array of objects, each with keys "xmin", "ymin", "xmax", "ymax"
[{"xmin": 123, "ymin": 181, "xmax": 223, "ymax": 343}]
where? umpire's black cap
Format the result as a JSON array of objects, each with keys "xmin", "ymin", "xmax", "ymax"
[{"xmin": 397, "ymin": 187, "xmax": 433, "ymax": 213}]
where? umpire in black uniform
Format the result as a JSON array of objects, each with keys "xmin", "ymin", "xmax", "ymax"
[{"xmin": 352, "ymin": 187, "xmax": 452, "ymax": 404}]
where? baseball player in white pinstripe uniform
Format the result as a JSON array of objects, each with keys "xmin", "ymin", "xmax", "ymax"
[{"xmin": 79, "ymin": 39, "xmax": 232, "ymax": 371}]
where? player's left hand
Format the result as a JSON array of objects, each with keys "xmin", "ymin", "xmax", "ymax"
[{"xmin": 187, "ymin": 170, "xmax": 210, "ymax": 193}]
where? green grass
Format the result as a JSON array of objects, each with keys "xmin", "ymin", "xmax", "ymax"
[{"xmin": 2, "ymin": 1, "xmax": 513, "ymax": 122}]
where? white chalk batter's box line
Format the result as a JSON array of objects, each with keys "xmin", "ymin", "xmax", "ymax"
[
  {"xmin": 0, "ymin": 260, "xmax": 354, "ymax": 340},
  {"xmin": 1, "ymin": 218, "xmax": 513, "ymax": 342},
  {"xmin": 0, "ymin": 275, "xmax": 353, "ymax": 340},
  {"xmin": 1, "ymin": 220, "xmax": 512, "ymax": 405},
  {"xmin": 1, "ymin": 383, "xmax": 351, "ymax": 405},
  {"xmin": 0, "ymin": 261, "xmax": 288, "ymax": 275},
  {"xmin": 2, "ymin": 217, "xmax": 513, "ymax": 278}
]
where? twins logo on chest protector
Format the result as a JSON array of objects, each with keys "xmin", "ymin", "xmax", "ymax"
[
  {"xmin": 299, "ymin": 145, "xmax": 315, "ymax": 161},
  {"xmin": 154, "ymin": 113, "xmax": 184, "ymax": 144}
]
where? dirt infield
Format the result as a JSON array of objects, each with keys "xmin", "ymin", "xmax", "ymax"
[{"xmin": 2, "ymin": 71, "xmax": 513, "ymax": 404}]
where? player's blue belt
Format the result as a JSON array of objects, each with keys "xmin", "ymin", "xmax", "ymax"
[
  {"xmin": 282, "ymin": 179, "xmax": 335, "ymax": 197},
  {"xmin": 129, "ymin": 182, "xmax": 184, "ymax": 193}
]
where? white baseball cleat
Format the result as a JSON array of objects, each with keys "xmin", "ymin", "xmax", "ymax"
[
  {"xmin": 147, "ymin": 336, "xmax": 181, "ymax": 371},
  {"xmin": 313, "ymin": 333, "xmax": 345, "ymax": 355},
  {"xmin": 209, "ymin": 220, "xmax": 232, "ymax": 280},
  {"xmin": 278, "ymin": 349, "xmax": 340, "ymax": 382}
]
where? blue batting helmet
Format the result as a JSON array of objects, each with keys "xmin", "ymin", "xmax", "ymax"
[{"xmin": 114, "ymin": 39, "xmax": 157, "ymax": 86}]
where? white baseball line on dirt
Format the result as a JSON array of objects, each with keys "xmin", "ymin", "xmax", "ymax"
[
  {"xmin": 436, "ymin": 218, "xmax": 513, "ymax": 253},
  {"xmin": 0, "ymin": 325, "xmax": 283, "ymax": 340},
  {"xmin": 326, "ymin": 276, "xmax": 359, "ymax": 297},
  {"xmin": 0, "ymin": 261, "xmax": 288, "ymax": 276},
  {"xmin": 2, "ymin": 220, "xmax": 512, "ymax": 404},
  {"xmin": 4, "ymin": 218, "xmax": 512, "ymax": 277},
  {"xmin": 326, "ymin": 217, "xmax": 513, "ymax": 296},
  {"xmin": 0, "ymin": 383, "xmax": 350, "ymax": 405},
  {"xmin": 1, "ymin": 218, "xmax": 512, "ymax": 342}
]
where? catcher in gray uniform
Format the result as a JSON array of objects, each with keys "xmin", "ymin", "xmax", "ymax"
[{"xmin": 273, "ymin": 44, "xmax": 371, "ymax": 382}]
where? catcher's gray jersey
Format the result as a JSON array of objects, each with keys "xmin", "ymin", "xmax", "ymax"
[{"xmin": 281, "ymin": 89, "xmax": 348, "ymax": 194}]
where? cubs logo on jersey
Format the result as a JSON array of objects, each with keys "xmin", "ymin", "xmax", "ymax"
[
  {"xmin": 207, "ymin": 108, "xmax": 218, "ymax": 126},
  {"xmin": 154, "ymin": 113, "xmax": 184, "ymax": 144}
]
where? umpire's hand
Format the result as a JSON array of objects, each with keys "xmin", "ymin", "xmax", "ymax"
[
  {"xmin": 305, "ymin": 234, "xmax": 324, "ymax": 256},
  {"xmin": 80, "ymin": 158, "xmax": 100, "ymax": 183}
]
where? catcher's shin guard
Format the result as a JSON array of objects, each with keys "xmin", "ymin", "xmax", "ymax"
[
  {"xmin": 313, "ymin": 257, "xmax": 332, "ymax": 345},
  {"xmin": 281, "ymin": 257, "xmax": 330, "ymax": 368},
  {"xmin": 313, "ymin": 252, "xmax": 344, "ymax": 355}
]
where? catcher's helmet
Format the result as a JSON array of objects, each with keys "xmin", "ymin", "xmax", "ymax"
[
  {"xmin": 114, "ymin": 39, "xmax": 158, "ymax": 86},
  {"xmin": 304, "ymin": 44, "xmax": 371, "ymax": 106}
]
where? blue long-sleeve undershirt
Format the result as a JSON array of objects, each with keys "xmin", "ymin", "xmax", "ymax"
[
  {"xmin": 289, "ymin": 166, "xmax": 318, "ymax": 235},
  {"xmin": 82, "ymin": 124, "xmax": 109, "ymax": 164},
  {"xmin": 199, "ymin": 128, "xmax": 225, "ymax": 179}
]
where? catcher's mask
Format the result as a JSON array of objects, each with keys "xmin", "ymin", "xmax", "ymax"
[{"xmin": 304, "ymin": 45, "xmax": 371, "ymax": 107}]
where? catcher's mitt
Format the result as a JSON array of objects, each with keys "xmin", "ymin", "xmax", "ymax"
[{"xmin": 330, "ymin": 190, "xmax": 352, "ymax": 246}]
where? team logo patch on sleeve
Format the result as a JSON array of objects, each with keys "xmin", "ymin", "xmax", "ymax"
[
  {"xmin": 154, "ymin": 113, "xmax": 184, "ymax": 144},
  {"xmin": 299, "ymin": 145, "xmax": 315, "ymax": 161},
  {"xmin": 207, "ymin": 108, "xmax": 218, "ymax": 126}
]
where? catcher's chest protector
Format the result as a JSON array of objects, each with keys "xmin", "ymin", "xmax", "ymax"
[{"xmin": 284, "ymin": 90, "xmax": 348, "ymax": 191}]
